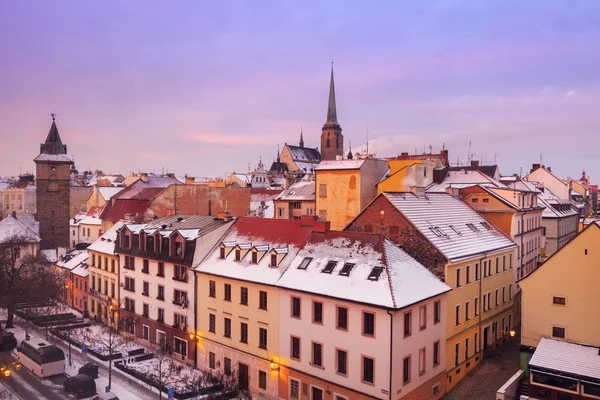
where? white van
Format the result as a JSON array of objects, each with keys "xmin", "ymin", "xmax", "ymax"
[{"xmin": 17, "ymin": 337, "xmax": 65, "ymax": 377}]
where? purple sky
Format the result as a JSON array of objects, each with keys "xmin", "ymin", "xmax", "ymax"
[{"xmin": 2, "ymin": 1, "xmax": 600, "ymax": 180}]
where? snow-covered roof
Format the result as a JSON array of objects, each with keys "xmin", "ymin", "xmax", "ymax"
[
  {"xmin": 529, "ymin": 338, "xmax": 600, "ymax": 381},
  {"xmin": 98, "ymin": 187, "xmax": 124, "ymax": 200},
  {"xmin": 427, "ymin": 170, "xmax": 506, "ymax": 193},
  {"xmin": 33, "ymin": 154, "xmax": 73, "ymax": 163},
  {"xmin": 40, "ymin": 249, "xmax": 58, "ymax": 263},
  {"xmin": 294, "ymin": 161, "xmax": 319, "ymax": 173},
  {"xmin": 286, "ymin": 145, "xmax": 320, "ymax": 162},
  {"xmin": 56, "ymin": 250, "xmax": 89, "ymax": 271},
  {"xmin": 277, "ymin": 232, "xmax": 450, "ymax": 309},
  {"xmin": 0, "ymin": 214, "xmax": 41, "ymax": 243},
  {"xmin": 195, "ymin": 218, "xmax": 314, "ymax": 285},
  {"xmin": 382, "ymin": 192, "xmax": 516, "ymax": 262},
  {"xmin": 315, "ymin": 159, "xmax": 366, "ymax": 171},
  {"xmin": 87, "ymin": 221, "xmax": 125, "ymax": 255},
  {"xmin": 79, "ymin": 215, "xmax": 102, "ymax": 226},
  {"xmin": 276, "ymin": 180, "xmax": 315, "ymax": 201},
  {"xmin": 71, "ymin": 262, "xmax": 89, "ymax": 278}
]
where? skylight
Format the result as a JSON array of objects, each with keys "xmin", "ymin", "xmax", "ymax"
[
  {"xmin": 298, "ymin": 257, "xmax": 312, "ymax": 270},
  {"xmin": 367, "ymin": 266, "xmax": 384, "ymax": 281},
  {"xmin": 466, "ymin": 223, "xmax": 479, "ymax": 232},
  {"xmin": 339, "ymin": 263, "xmax": 355, "ymax": 277},
  {"xmin": 428, "ymin": 226, "xmax": 447, "ymax": 237},
  {"xmin": 480, "ymin": 222, "xmax": 492, "ymax": 230},
  {"xmin": 449, "ymin": 225, "xmax": 462, "ymax": 235},
  {"xmin": 322, "ymin": 260, "xmax": 338, "ymax": 274}
]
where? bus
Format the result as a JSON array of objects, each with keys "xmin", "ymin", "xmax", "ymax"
[{"xmin": 17, "ymin": 336, "xmax": 65, "ymax": 378}]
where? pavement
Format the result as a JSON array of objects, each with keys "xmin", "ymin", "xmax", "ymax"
[{"xmin": 442, "ymin": 339, "xmax": 521, "ymax": 400}]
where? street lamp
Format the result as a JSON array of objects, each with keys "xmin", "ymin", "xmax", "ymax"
[
  {"xmin": 510, "ymin": 330, "xmax": 516, "ymax": 338},
  {"xmin": 269, "ymin": 359, "xmax": 280, "ymax": 372}
]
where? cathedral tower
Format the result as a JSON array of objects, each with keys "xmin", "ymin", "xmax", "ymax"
[
  {"xmin": 320, "ymin": 64, "xmax": 344, "ymax": 161},
  {"xmin": 34, "ymin": 114, "xmax": 73, "ymax": 249}
]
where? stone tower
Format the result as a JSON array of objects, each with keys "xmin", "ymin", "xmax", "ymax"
[
  {"xmin": 320, "ymin": 64, "xmax": 343, "ymax": 161},
  {"xmin": 34, "ymin": 114, "xmax": 73, "ymax": 249}
]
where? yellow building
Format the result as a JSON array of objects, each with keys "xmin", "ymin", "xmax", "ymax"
[
  {"xmin": 315, "ymin": 158, "xmax": 388, "ymax": 230},
  {"xmin": 87, "ymin": 221, "xmax": 124, "ymax": 323},
  {"xmin": 194, "ymin": 217, "xmax": 316, "ymax": 399},
  {"xmin": 346, "ymin": 192, "xmax": 517, "ymax": 391},
  {"xmin": 377, "ymin": 159, "xmax": 440, "ymax": 194},
  {"xmin": 273, "ymin": 178, "xmax": 315, "ymax": 220}
]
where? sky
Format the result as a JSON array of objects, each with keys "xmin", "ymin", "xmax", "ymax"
[{"xmin": 1, "ymin": 0, "xmax": 600, "ymax": 180}]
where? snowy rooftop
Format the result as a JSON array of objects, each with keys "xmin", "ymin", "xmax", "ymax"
[
  {"xmin": 33, "ymin": 154, "xmax": 73, "ymax": 163},
  {"xmin": 40, "ymin": 249, "xmax": 58, "ymax": 263},
  {"xmin": 87, "ymin": 220, "xmax": 125, "ymax": 255},
  {"xmin": 529, "ymin": 337, "xmax": 600, "ymax": 381},
  {"xmin": 56, "ymin": 250, "xmax": 89, "ymax": 271},
  {"xmin": 315, "ymin": 159, "xmax": 366, "ymax": 171},
  {"xmin": 277, "ymin": 232, "xmax": 450, "ymax": 309},
  {"xmin": 276, "ymin": 180, "xmax": 315, "ymax": 201},
  {"xmin": 0, "ymin": 214, "xmax": 41, "ymax": 243},
  {"xmin": 98, "ymin": 186, "xmax": 124, "ymax": 200},
  {"xmin": 286, "ymin": 145, "xmax": 320, "ymax": 162},
  {"xmin": 71, "ymin": 262, "xmax": 89, "ymax": 277},
  {"xmin": 427, "ymin": 170, "xmax": 506, "ymax": 193},
  {"xmin": 382, "ymin": 192, "xmax": 516, "ymax": 262},
  {"xmin": 195, "ymin": 218, "xmax": 314, "ymax": 285},
  {"xmin": 294, "ymin": 161, "xmax": 319, "ymax": 173}
]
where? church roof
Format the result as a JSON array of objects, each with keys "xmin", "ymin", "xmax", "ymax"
[
  {"xmin": 39, "ymin": 115, "xmax": 68, "ymax": 155},
  {"xmin": 286, "ymin": 145, "xmax": 320, "ymax": 163},
  {"xmin": 324, "ymin": 64, "xmax": 339, "ymax": 127}
]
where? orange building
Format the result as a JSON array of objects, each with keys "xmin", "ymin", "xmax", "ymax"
[{"xmin": 56, "ymin": 250, "xmax": 90, "ymax": 314}]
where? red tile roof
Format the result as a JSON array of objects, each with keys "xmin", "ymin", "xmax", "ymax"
[
  {"xmin": 225, "ymin": 217, "xmax": 316, "ymax": 247},
  {"xmin": 100, "ymin": 199, "xmax": 152, "ymax": 223}
]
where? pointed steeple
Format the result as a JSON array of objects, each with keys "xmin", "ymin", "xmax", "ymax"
[
  {"xmin": 299, "ymin": 126, "xmax": 305, "ymax": 148},
  {"xmin": 40, "ymin": 113, "xmax": 68, "ymax": 155},
  {"xmin": 347, "ymin": 140, "xmax": 353, "ymax": 160},
  {"xmin": 325, "ymin": 62, "xmax": 339, "ymax": 127},
  {"xmin": 277, "ymin": 145, "xmax": 280, "ymax": 163}
]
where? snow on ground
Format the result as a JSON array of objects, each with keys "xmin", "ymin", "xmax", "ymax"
[
  {"xmin": 59, "ymin": 325, "xmax": 138, "ymax": 357},
  {"xmin": 124, "ymin": 357, "xmax": 206, "ymax": 393}
]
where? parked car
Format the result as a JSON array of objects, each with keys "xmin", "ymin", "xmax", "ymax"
[
  {"xmin": 78, "ymin": 362, "xmax": 99, "ymax": 379},
  {"xmin": 91, "ymin": 393, "xmax": 119, "ymax": 400},
  {"xmin": 0, "ymin": 330, "xmax": 17, "ymax": 350},
  {"xmin": 63, "ymin": 374, "xmax": 97, "ymax": 399}
]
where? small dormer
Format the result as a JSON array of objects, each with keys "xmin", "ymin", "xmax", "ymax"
[
  {"xmin": 233, "ymin": 243, "xmax": 252, "ymax": 262},
  {"xmin": 170, "ymin": 231, "xmax": 185, "ymax": 259},
  {"xmin": 139, "ymin": 230, "xmax": 147, "ymax": 251},
  {"xmin": 153, "ymin": 231, "xmax": 162, "ymax": 253},
  {"xmin": 219, "ymin": 241, "xmax": 236, "ymax": 259},
  {"xmin": 269, "ymin": 247, "xmax": 289, "ymax": 267},
  {"xmin": 250, "ymin": 244, "xmax": 269, "ymax": 264},
  {"xmin": 146, "ymin": 232, "xmax": 155, "ymax": 253},
  {"xmin": 121, "ymin": 226, "xmax": 132, "ymax": 249}
]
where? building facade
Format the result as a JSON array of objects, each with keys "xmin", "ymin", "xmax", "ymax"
[
  {"xmin": 274, "ymin": 179, "xmax": 315, "ymax": 220},
  {"xmin": 34, "ymin": 115, "xmax": 73, "ymax": 249},
  {"xmin": 2, "ymin": 174, "xmax": 36, "ymax": 215},
  {"xmin": 346, "ymin": 192, "xmax": 517, "ymax": 391}
]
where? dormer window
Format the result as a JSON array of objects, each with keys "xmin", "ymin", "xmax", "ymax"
[
  {"xmin": 219, "ymin": 241, "xmax": 236, "ymax": 259},
  {"xmin": 220, "ymin": 247, "xmax": 226, "ymax": 259},
  {"xmin": 270, "ymin": 254, "xmax": 277, "ymax": 266},
  {"xmin": 122, "ymin": 229, "xmax": 131, "ymax": 248},
  {"xmin": 147, "ymin": 235, "xmax": 154, "ymax": 252},
  {"xmin": 251, "ymin": 252, "xmax": 258, "ymax": 264},
  {"xmin": 235, "ymin": 249, "xmax": 241, "ymax": 261},
  {"xmin": 139, "ymin": 231, "xmax": 146, "ymax": 250},
  {"xmin": 170, "ymin": 232, "xmax": 185, "ymax": 258}
]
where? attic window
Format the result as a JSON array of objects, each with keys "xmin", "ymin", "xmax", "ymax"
[
  {"xmin": 466, "ymin": 223, "xmax": 479, "ymax": 232},
  {"xmin": 322, "ymin": 261, "xmax": 337, "ymax": 274},
  {"xmin": 449, "ymin": 225, "xmax": 462, "ymax": 235},
  {"xmin": 428, "ymin": 227, "xmax": 447, "ymax": 237},
  {"xmin": 480, "ymin": 222, "xmax": 492, "ymax": 230},
  {"xmin": 251, "ymin": 251, "xmax": 258, "ymax": 264},
  {"xmin": 339, "ymin": 263, "xmax": 355, "ymax": 277},
  {"xmin": 483, "ymin": 198, "xmax": 489, "ymax": 203},
  {"xmin": 270, "ymin": 254, "xmax": 278, "ymax": 266},
  {"xmin": 298, "ymin": 257, "xmax": 312, "ymax": 270},
  {"xmin": 367, "ymin": 267, "xmax": 384, "ymax": 281},
  {"xmin": 219, "ymin": 247, "xmax": 225, "ymax": 259},
  {"xmin": 472, "ymin": 198, "xmax": 479, "ymax": 203},
  {"xmin": 235, "ymin": 249, "xmax": 241, "ymax": 261}
]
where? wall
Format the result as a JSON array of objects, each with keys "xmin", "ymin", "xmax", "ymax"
[
  {"xmin": 316, "ymin": 169, "xmax": 362, "ymax": 230},
  {"xmin": 377, "ymin": 160, "xmax": 436, "ymax": 195},
  {"xmin": 2, "ymin": 185, "xmax": 37, "ymax": 214},
  {"xmin": 526, "ymin": 169, "xmax": 569, "ymax": 200},
  {"xmin": 36, "ymin": 161, "xmax": 72, "ymax": 249},
  {"xmin": 69, "ymin": 186, "xmax": 92, "ymax": 218},
  {"xmin": 519, "ymin": 224, "xmax": 600, "ymax": 349},
  {"xmin": 359, "ymin": 160, "xmax": 390, "ymax": 212},
  {"xmin": 88, "ymin": 250, "xmax": 119, "ymax": 322}
]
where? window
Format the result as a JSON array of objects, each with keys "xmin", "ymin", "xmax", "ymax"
[
  {"xmin": 111, "ymin": 282, "xmax": 116, "ymax": 299},
  {"xmin": 466, "ymin": 223, "xmax": 478, "ymax": 232},
  {"xmin": 336, "ymin": 349, "xmax": 347, "ymax": 375},
  {"xmin": 234, "ymin": 249, "xmax": 241, "ymax": 261},
  {"xmin": 465, "ymin": 301, "xmax": 470, "ymax": 321},
  {"xmin": 173, "ymin": 289, "xmax": 187, "ymax": 306},
  {"xmin": 259, "ymin": 291, "xmax": 268, "ymax": 310},
  {"xmin": 322, "ymin": 260, "xmax": 337, "ymax": 274},
  {"xmin": 174, "ymin": 337, "xmax": 187, "ymax": 357},
  {"xmin": 455, "ymin": 268, "xmax": 461, "ymax": 287},
  {"xmin": 496, "ymin": 257, "xmax": 500, "ymax": 273},
  {"xmin": 224, "ymin": 318, "xmax": 231, "ymax": 338},
  {"xmin": 124, "ymin": 277, "xmax": 135, "ymax": 292},
  {"xmin": 259, "ymin": 327, "xmax": 268, "ymax": 349},
  {"xmin": 339, "ymin": 262, "xmax": 355, "ymax": 276},
  {"xmin": 495, "ymin": 289, "xmax": 499, "ymax": 307},
  {"xmin": 362, "ymin": 356, "xmax": 374, "ymax": 384},
  {"xmin": 403, "ymin": 356, "xmax": 411, "ymax": 384},
  {"xmin": 319, "ymin": 184, "xmax": 327, "ymax": 197},
  {"xmin": 123, "ymin": 255, "xmax": 134, "ymax": 270},
  {"xmin": 552, "ymin": 326, "xmax": 565, "ymax": 339},
  {"xmin": 143, "ymin": 281, "xmax": 149, "ymax": 296},
  {"xmin": 363, "ymin": 312, "xmax": 375, "ymax": 336},
  {"xmin": 471, "ymin": 198, "xmax": 479, "ymax": 203},
  {"xmin": 475, "ymin": 332, "xmax": 479, "ymax": 353},
  {"xmin": 367, "ymin": 266, "xmax": 384, "ymax": 281},
  {"xmin": 419, "ymin": 347, "xmax": 426, "ymax": 375},
  {"xmin": 313, "ymin": 301, "xmax": 323, "ymax": 324},
  {"xmin": 434, "ymin": 300, "xmax": 441, "ymax": 324},
  {"xmin": 433, "ymin": 341, "xmax": 440, "ymax": 366},
  {"xmin": 251, "ymin": 251, "xmax": 258, "ymax": 264},
  {"xmin": 209, "ymin": 280, "xmax": 216, "ymax": 297},
  {"xmin": 455, "ymin": 343, "xmax": 460, "ymax": 367},
  {"xmin": 111, "ymin": 259, "xmax": 116, "ymax": 273},
  {"xmin": 465, "ymin": 337, "xmax": 470, "ymax": 359},
  {"xmin": 312, "ymin": 342, "xmax": 322, "ymax": 367},
  {"xmin": 503, "ymin": 256, "xmax": 506, "ymax": 271},
  {"xmin": 240, "ymin": 322, "xmax": 248, "ymax": 343},
  {"xmin": 291, "ymin": 336, "xmax": 300, "ymax": 360},
  {"xmin": 142, "ymin": 303, "xmax": 149, "ymax": 317},
  {"xmin": 419, "ymin": 305, "xmax": 427, "ymax": 330},
  {"xmin": 337, "ymin": 306, "xmax": 348, "ymax": 330},
  {"xmin": 173, "ymin": 265, "xmax": 187, "ymax": 282},
  {"xmin": 157, "ymin": 285, "xmax": 165, "ymax": 301},
  {"xmin": 240, "ymin": 287, "xmax": 248, "ymax": 305},
  {"xmin": 291, "ymin": 297, "xmax": 301, "ymax": 318},
  {"xmin": 553, "ymin": 296, "xmax": 566, "ymax": 305},
  {"xmin": 298, "ymin": 257, "xmax": 312, "ymax": 270},
  {"xmin": 143, "ymin": 325, "xmax": 149, "ymax": 340},
  {"xmin": 258, "ymin": 370, "xmax": 267, "ymax": 390},
  {"xmin": 319, "ymin": 210, "xmax": 327, "ymax": 221},
  {"xmin": 290, "ymin": 379, "xmax": 300, "ymax": 399},
  {"xmin": 404, "ymin": 312, "xmax": 412, "ymax": 337},
  {"xmin": 455, "ymin": 305, "xmax": 460, "ymax": 326},
  {"xmin": 502, "ymin": 286, "xmax": 506, "ymax": 303},
  {"xmin": 209, "ymin": 314, "xmax": 216, "ymax": 333},
  {"xmin": 157, "ymin": 308, "xmax": 164, "ymax": 323},
  {"xmin": 475, "ymin": 297, "xmax": 479, "ymax": 316},
  {"xmin": 224, "ymin": 357, "xmax": 231, "ymax": 375},
  {"xmin": 142, "ymin": 259, "xmax": 149, "ymax": 274},
  {"xmin": 466, "ymin": 265, "xmax": 471, "ymax": 284},
  {"xmin": 224, "ymin": 283, "xmax": 231, "ymax": 301},
  {"xmin": 475, "ymin": 263, "xmax": 480, "ymax": 281},
  {"xmin": 209, "ymin": 352, "xmax": 216, "ymax": 369},
  {"xmin": 269, "ymin": 253, "xmax": 278, "ymax": 266}
]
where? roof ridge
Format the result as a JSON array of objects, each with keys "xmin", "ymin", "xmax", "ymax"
[{"xmin": 381, "ymin": 237, "xmax": 397, "ymax": 308}]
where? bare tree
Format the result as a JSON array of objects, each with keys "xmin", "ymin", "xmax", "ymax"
[
  {"xmin": 82, "ymin": 296, "xmax": 133, "ymax": 392},
  {"xmin": 148, "ymin": 343, "xmax": 178, "ymax": 400},
  {"xmin": 0, "ymin": 234, "xmax": 64, "ymax": 328}
]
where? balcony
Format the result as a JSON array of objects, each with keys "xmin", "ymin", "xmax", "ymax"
[
  {"xmin": 172, "ymin": 298, "xmax": 189, "ymax": 308},
  {"xmin": 172, "ymin": 323, "xmax": 187, "ymax": 332},
  {"xmin": 173, "ymin": 275, "xmax": 189, "ymax": 283}
]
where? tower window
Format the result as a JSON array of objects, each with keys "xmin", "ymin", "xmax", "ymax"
[{"xmin": 326, "ymin": 138, "xmax": 330, "ymax": 148}]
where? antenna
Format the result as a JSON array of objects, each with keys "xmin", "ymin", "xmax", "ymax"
[
  {"xmin": 365, "ymin": 124, "xmax": 369, "ymax": 157},
  {"xmin": 467, "ymin": 141, "xmax": 472, "ymax": 163},
  {"xmin": 540, "ymin": 154, "xmax": 544, "ymax": 165}
]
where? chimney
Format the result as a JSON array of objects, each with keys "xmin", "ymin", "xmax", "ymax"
[
  {"xmin": 314, "ymin": 220, "xmax": 330, "ymax": 233},
  {"xmin": 217, "ymin": 210, "xmax": 232, "ymax": 222},
  {"xmin": 140, "ymin": 173, "xmax": 148, "ymax": 183},
  {"xmin": 185, "ymin": 176, "xmax": 194, "ymax": 184},
  {"xmin": 166, "ymin": 173, "xmax": 175, "ymax": 179},
  {"xmin": 547, "ymin": 167, "xmax": 552, "ymax": 173},
  {"xmin": 531, "ymin": 164, "xmax": 541, "ymax": 173},
  {"xmin": 124, "ymin": 213, "xmax": 132, "ymax": 221},
  {"xmin": 470, "ymin": 160, "xmax": 480, "ymax": 168},
  {"xmin": 400, "ymin": 152, "xmax": 409, "ymax": 157},
  {"xmin": 11, "ymin": 211, "xmax": 16, "ymax": 218},
  {"xmin": 300, "ymin": 215, "xmax": 319, "ymax": 227},
  {"xmin": 177, "ymin": 217, "xmax": 183, "ymax": 223},
  {"xmin": 412, "ymin": 186, "xmax": 425, "ymax": 198}
]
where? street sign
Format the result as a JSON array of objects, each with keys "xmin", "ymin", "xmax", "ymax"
[
  {"xmin": 168, "ymin": 387, "xmax": 175, "ymax": 399},
  {"xmin": 81, "ymin": 345, "xmax": 88, "ymax": 354}
]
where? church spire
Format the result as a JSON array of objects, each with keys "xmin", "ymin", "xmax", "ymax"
[
  {"xmin": 299, "ymin": 126, "xmax": 304, "ymax": 148},
  {"xmin": 347, "ymin": 140, "xmax": 353, "ymax": 159},
  {"xmin": 41, "ymin": 113, "xmax": 68, "ymax": 155},
  {"xmin": 325, "ymin": 62, "xmax": 339, "ymax": 127}
]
